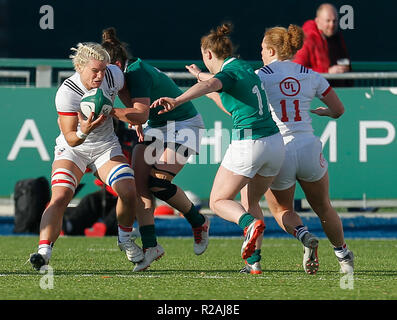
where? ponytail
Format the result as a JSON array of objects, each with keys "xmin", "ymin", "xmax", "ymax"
[
  {"xmin": 264, "ymin": 24, "xmax": 304, "ymax": 60},
  {"xmin": 101, "ymin": 27, "xmax": 130, "ymax": 66},
  {"xmin": 201, "ymin": 23, "xmax": 235, "ymax": 59}
]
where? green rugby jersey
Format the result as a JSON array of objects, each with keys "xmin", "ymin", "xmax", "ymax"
[
  {"xmin": 214, "ymin": 57, "xmax": 279, "ymax": 140},
  {"xmin": 125, "ymin": 58, "xmax": 198, "ymax": 127}
]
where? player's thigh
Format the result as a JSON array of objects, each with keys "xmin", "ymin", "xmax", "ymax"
[
  {"xmin": 155, "ymin": 147, "xmax": 187, "ymax": 176},
  {"xmin": 298, "ymin": 171, "xmax": 331, "ymax": 212},
  {"xmin": 210, "ymin": 165, "xmax": 250, "ymax": 202},
  {"xmin": 243, "ymin": 174, "xmax": 275, "ymax": 206},
  {"xmin": 265, "ymin": 184, "xmax": 296, "ymax": 213}
]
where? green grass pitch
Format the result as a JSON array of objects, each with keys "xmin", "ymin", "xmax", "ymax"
[{"xmin": 0, "ymin": 236, "xmax": 396, "ymax": 300}]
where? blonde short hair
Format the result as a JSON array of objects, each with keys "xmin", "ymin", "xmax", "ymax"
[{"xmin": 69, "ymin": 42, "xmax": 110, "ymax": 72}]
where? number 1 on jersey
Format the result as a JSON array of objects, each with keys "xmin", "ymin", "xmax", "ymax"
[
  {"xmin": 280, "ymin": 99, "xmax": 302, "ymax": 122},
  {"xmin": 252, "ymin": 83, "xmax": 267, "ymax": 115}
]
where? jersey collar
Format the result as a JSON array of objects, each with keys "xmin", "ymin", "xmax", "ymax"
[
  {"xmin": 268, "ymin": 58, "xmax": 290, "ymax": 65},
  {"xmin": 221, "ymin": 57, "xmax": 237, "ymax": 71}
]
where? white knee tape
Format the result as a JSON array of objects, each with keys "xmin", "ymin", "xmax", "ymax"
[
  {"xmin": 51, "ymin": 168, "xmax": 77, "ymax": 193},
  {"xmin": 106, "ymin": 164, "xmax": 134, "ymax": 187}
]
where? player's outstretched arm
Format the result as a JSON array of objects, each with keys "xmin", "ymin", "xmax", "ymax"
[
  {"xmin": 311, "ymin": 88, "xmax": 345, "ymax": 119},
  {"xmin": 150, "ymin": 78, "xmax": 223, "ymax": 114},
  {"xmin": 185, "ymin": 64, "xmax": 214, "ymax": 82},
  {"xmin": 113, "ymin": 97, "xmax": 150, "ymax": 125}
]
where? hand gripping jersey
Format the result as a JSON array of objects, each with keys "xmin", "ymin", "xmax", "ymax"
[
  {"xmin": 55, "ymin": 64, "xmax": 124, "ymax": 150},
  {"xmin": 256, "ymin": 60, "xmax": 331, "ymax": 136}
]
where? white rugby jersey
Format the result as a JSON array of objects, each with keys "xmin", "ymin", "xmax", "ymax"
[
  {"xmin": 55, "ymin": 64, "xmax": 124, "ymax": 149},
  {"xmin": 256, "ymin": 60, "xmax": 331, "ymax": 136}
]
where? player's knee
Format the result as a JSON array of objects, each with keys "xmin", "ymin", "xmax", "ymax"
[
  {"xmin": 116, "ymin": 181, "xmax": 137, "ymax": 203},
  {"xmin": 106, "ymin": 164, "xmax": 134, "ymax": 188},
  {"xmin": 148, "ymin": 167, "xmax": 177, "ymax": 201},
  {"xmin": 49, "ymin": 193, "xmax": 72, "ymax": 211},
  {"xmin": 209, "ymin": 195, "xmax": 219, "ymax": 213}
]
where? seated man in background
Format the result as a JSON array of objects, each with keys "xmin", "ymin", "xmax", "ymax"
[{"xmin": 293, "ymin": 3, "xmax": 352, "ymax": 86}]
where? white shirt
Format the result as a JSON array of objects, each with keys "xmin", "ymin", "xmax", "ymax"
[
  {"xmin": 256, "ymin": 60, "xmax": 331, "ymax": 136},
  {"xmin": 55, "ymin": 64, "xmax": 124, "ymax": 150}
]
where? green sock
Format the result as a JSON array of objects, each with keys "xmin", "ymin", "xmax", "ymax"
[
  {"xmin": 183, "ymin": 203, "xmax": 205, "ymax": 228},
  {"xmin": 238, "ymin": 212, "xmax": 255, "ymax": 230},
  {"xmin": 247, "ymin": 249, "xmax": 261, "ymax": 264},
  {"xmin": 139, "ymin": 224, "xmax": 157, "ymax": 249}
]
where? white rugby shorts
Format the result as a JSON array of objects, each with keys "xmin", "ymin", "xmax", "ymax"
[
  {"xmin": 53, "ymin": 135, "xmax": 124, "ymax": 174},
  {"xmin": 143, "ymin": 114, "xmax": 205, "ymax": 155},
  {"xmin": 270, "ymin": 133, "xmax": 328, "ymax": 190},
  {"xmin": 221, "ymin": 132, "xmax": 285, "ymax": 178}
]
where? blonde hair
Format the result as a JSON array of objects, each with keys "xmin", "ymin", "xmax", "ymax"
[
  {"xmin": 201, "ymin": 23, "xmax": 235, "ymax": 59},
  {"xmin": 69, "ymin": 42, "xmax": 110, "ymax": 72},
  {"xmin": 264, "ymin": 24, "xmax": 304, "ymax": 60}
]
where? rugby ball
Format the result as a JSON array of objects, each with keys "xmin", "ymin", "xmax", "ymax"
[{"xmin": 80, "ymin": 88, "xmax": 113, "ymax": 119}]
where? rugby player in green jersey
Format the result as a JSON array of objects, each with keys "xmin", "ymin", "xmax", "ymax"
[
  {"xmin": 151, "ymin": 23, "xmax": 286, "ymax": 274},
  {"xmin": 102, "ymin": 28, "xmax": 210, "ymax": 272}
]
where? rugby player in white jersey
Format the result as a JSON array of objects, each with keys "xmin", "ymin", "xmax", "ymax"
[
  {"xmin": 29, "ymin": 43, "xmax": 144, "ymax": 270},
  {"xmin": 241, "ymin": 24, "xmax": 354, "ymax": 275}
]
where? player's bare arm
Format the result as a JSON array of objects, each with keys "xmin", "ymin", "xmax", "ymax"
[
  {"xmin": 113, "ymin": 97, "xmax": 150, "ymax": 125},
  {"xmin": 185, "ymin": 64, "xmax": 214, "ymax": 82},
  {"xmin": 311, "ymin": 88, "xmax": 345, "ymax": 119},
  {"xmin": 150, "ymin": 78, "xmax": 223, "ymax": 114}
]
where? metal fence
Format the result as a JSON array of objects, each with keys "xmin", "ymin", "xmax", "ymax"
[{"xmin": 1, "ymin": 59, "xmax": 397, "ymax": 87}]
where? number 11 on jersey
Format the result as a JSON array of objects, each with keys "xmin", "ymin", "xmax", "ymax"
[{"xmin": 280, "ymin": 99, "xmax": 302, "ymax": 122}]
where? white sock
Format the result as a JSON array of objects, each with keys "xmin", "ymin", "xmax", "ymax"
[
  {"xmin": 38, "ymin": 243, "xmax": 53, "ymax": 261},
  {"xmin": 334, "ymin": 243, "xmax": 349, "ymax": 259},
  {"xmin": 294, "ymin": 225, "xmax": 308, "ymax": 242},
  {"xmin": 118, "ymin": 224, "xmax": 133, "ymax": 243}
]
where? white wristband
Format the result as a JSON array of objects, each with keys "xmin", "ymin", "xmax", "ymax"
[{"xmin": 76, "ymin": 130, "xmax": 88, "ymax": 140}]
